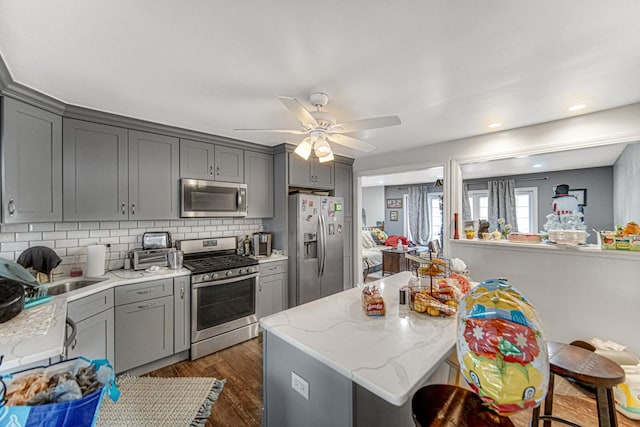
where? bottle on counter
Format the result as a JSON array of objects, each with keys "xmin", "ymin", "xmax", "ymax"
[{"xmin": 243, "ymin": 235, "xmax": 251, "ymax": 256}]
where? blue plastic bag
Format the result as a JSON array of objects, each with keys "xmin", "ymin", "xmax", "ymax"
[{"xmin": 0, "ymin": 357, "xmax": 119, "ymax": 427}]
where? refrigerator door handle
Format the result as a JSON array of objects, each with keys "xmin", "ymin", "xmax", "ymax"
[
  {"xmin": 320, "ymin": 216, "xmax": 327, "ymax": 277},
  {"xmin": 317, "ymin": 215, "xmax": 324, "ymax": 277}
]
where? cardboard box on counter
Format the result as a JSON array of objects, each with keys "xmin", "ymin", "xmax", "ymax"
[{"xmin": 600, "ymin": 232, "xmax": 640, "ymax": 251}]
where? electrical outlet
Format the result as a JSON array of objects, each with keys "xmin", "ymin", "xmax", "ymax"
[{"xmin": 291, "ymin": 372, "xmax": 309, "ymax": 400}]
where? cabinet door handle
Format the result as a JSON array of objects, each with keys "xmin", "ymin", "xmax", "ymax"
[
  {"xmin": 137, "ymin": 302, "xmax": 155, "ymax": 309},
  {"xmin": 216, "ymin": 166, "xmax": 220, "ymax": 176},
  {"xmin": 209, "ymin": 165, "xmax": 214, "ymax": 176},
  {"xmin": 131, "ymin": 202, "xmax": 135, "ymax": 215},
  {"xmin": 180, "ymin": 286, "xmax": 185, "ymax": 299},
  {"xmin": 121, "ymin": 202, "xmax": 126, "ymax": 215},
  {"xmin": 259, "ymin": 282, "xmax": 262, "ymax": 292},
  {"xmin": 136, "ymin": 289, "xmax": 154, "ymax": 295},
  {"xmin": 268, "ymin": 266, "xmax": 277, "ymax": 271},
  {"xmin": 7, "ymin": 199, "xmax": 16, "ymax": 216}
]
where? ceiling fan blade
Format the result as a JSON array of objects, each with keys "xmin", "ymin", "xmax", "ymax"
[
  {"xmin": 279, "ymin": 96, "xmax": 318, "ymax": 127},
  {"xmin": 234, "ymin": 128, "xmax": 307, "ymax": 135},
  {"xmin": 329, "ymin": 115, "xmax": 401, "ymax": 133},
  {"xmin": 328, "ymin": 134, "xmax": 376, "ymax": 152}
]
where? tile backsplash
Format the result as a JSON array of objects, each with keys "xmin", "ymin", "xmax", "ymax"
[{"xmin": 0, "ymin": 218, "xmax": 263, "ymax": 277}]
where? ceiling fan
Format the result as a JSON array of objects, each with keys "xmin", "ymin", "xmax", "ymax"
[{"xmin": 235, "ymin": 92, "xmax": 401, "ymax": 162}]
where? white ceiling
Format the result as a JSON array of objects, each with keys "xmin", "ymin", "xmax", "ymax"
[{"xmin": 2, "ymin": 1, "xmax": 640, "ymax": 159}]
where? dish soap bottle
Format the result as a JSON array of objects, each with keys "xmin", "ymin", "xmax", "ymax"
[{"xmin": 243, "ymin": 235, "xmax": 251, "ymax": 256}]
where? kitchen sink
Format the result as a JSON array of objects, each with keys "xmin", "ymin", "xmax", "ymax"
[{"xmin": 47, "ymin": 279, "xmax": 107, "ymax": 296}]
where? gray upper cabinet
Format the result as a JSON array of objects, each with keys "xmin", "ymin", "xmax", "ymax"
[
  {"xmin": 128, "ymin": 130, "xmax": 179, "ymax": 220},
  {"xmin": 63, "ymin": 119, "xmax": 129, "ymax": 221},
  {"xmin": 180, "ymin": 139, "xmax": 244, "ymax": 183},
  {"xmin": 180, "ymin": 139, "xmax": 215, "ymax": 180},
  {"xmin": 289, "ymin": 154, "xmax": 334, "ymax": 189},
  {"xmin": 334, "ymin": 162, "xmax": 353, "ymax": 289},
  {"xmin": 245, "ymin": 151, "xmax": 273, "ymax": 218},
  {"xmin": 63, "ymin": 120, "xmax": 179, "ymax": 220},
  {"xmin": 2, "ymin": 97, "xmax": 62, "ymax": 223},
  {"xmin": 214, "ymin": 145, "xmax": 244, "ymax": 183}
]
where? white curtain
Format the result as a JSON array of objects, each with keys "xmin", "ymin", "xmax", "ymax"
[
  {"xmin": 488, "ymin": 179, "xmax": 518, "ymax": 231},
  {"xmin": 408, "ymin": 186, "xmax": 431, "ymax": 245}
]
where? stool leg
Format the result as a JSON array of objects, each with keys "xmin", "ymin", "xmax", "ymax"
[
  {"xmin": 595, "ymin": 387, "xmax": 618, "ymax": 427},
  {"xmin": 542, "ymin": 374, "xmax": 555, "ymax": 427}
]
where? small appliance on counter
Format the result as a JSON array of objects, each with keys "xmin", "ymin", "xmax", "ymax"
[
  {"xmin": 251, "ymin": 232, "xmax": 272, "ymax": 257},
  {"xmin": 167, "ymin": 249, "xmax": 184, "ymax": 270},
  {"xmin": 131, "ymin": 248, "xmax": 171, "ymax": 270},
  {"xmin": 142, "ymin": 231, "xmax": 172, "ymax": 249}
]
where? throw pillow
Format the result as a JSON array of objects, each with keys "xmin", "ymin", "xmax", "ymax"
[
  {"xmin": 361, "ymin": 231, "xmax": 376, "ymax": 249},
  {"xmin": 385, "ymin": 235, "xmax": 408, "ymax": 247},
  {"xmin": 371, "ymin": 229, "xmax": 388, "ymax": 245}
]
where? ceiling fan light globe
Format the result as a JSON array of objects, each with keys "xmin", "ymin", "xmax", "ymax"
[
  {"xmin": 314, "ymin": 138, "xmax": 332, "ymax": 157},
  {"xmin": 318, "ymin": 151, "xmax": 334, "ymax": 163},
  {"xmin": 294, "ymin": 138, "xmax": 313, "ymax": 160}
]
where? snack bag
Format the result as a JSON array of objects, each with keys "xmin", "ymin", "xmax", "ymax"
[{"xmin": 456, "ymin": 278, "xmax": 549, "ymax": 415}]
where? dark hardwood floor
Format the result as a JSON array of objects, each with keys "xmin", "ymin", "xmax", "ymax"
[
  {"xmin": 147, "ymin": 338, "xmax": 263, "ymax": 427},
  {"xmin": 148, "ymin": 336, "xmax": 640, "ymax": 427}
]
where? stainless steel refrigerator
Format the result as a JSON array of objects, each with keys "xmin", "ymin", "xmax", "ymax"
[{"xmin": 288, "ymin": 194, "xmax": 344, "ymax": 306}]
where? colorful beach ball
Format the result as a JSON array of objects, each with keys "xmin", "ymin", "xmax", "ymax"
[{"xmin": 456, "ymin": 278, "xmax": 549, "ymax": 415}]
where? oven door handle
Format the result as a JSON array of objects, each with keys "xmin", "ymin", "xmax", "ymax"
[{"xmin": 192, "ymin": 272, "xmax": 260, "ymax": 288}]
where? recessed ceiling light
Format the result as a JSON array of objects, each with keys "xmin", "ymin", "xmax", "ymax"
[
  {"xmin": 378, "ymin": 180, "xmax": 384, "ymax": 184},
  {"xmin": 532, "ymin": 164, "xmax": 543, "ymax": 168},
  {"xmin": 568, "ymin": 104, "xmax": 586, "ymax": 111},
  {"xmin": 487, "ymin": 123, "xmax": 501, "ymax": 128}
]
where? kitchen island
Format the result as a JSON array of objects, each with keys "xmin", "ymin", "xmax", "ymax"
[{"xmin": 260, "ymin": 271, "xmax": 457, "ymax": 427}]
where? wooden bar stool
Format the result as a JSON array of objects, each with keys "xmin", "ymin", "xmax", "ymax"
[
  {"xmin": 532, "ymin": 341, "xmax": 626, "ymax": 427},
  {"xmin": 412, "ymin": 384, "xmax": 514, "ymax": 426}
]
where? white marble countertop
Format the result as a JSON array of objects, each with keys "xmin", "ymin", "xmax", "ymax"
[
  {"xmin": 0, "ymin": 268, "xmax": 191, "ymax": 373},
  {"xmin": 260, "ymin": 271, "xmax": 457, "ymax": 406},
  {"xmin": 254, "ymin": 254, "xmax": 288, "ymax": 264}
]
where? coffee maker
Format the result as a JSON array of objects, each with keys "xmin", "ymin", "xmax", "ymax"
[{"xmin": 251, "ymin": 232, "xmax": 272, "ymax": 257}]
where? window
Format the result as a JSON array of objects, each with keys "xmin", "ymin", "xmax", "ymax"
[
  {"xmin": 466, "ymin": 187, "xmax": 538, "ymax": 233},
  {"xmin": 427, "ymin": 192, "xmax": 443, "ymax": 240}
]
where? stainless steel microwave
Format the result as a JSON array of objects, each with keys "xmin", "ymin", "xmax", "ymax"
[{"xmin": 180, "ymin": 179, "xmax": 247, "ymax": 217}]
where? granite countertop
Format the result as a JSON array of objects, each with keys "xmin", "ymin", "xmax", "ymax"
[
  {"xmin": 260, "ymin": 271, "xmax": 457, "ymax": 406},
  {"xmin": 0, "ymin": 268, "xmax": 191, "ymax": 373}
]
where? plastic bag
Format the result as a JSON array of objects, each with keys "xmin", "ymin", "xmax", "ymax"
[{"xmin": 456, "ymin": 278, "xmax": 549, "ymax": 415}]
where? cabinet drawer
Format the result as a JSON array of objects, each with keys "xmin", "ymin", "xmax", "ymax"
[
  {"xmin": 259, "ymin": 261, "xmax": 287, "ymax": 277},
  {"xmin": 68, "ymin": 289, "xmax": 114, "ymax": 322},
  {"xmin": 114, "ymin": 278, "xmax": 173, "ymax": 306}
]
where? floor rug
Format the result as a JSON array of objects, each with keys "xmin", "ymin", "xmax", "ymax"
[{"xmin": 96, "ymin": 375, "xmax": 225, "ymax": 427}]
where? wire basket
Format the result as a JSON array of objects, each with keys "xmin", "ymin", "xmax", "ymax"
[{"xmin": 405, "ymin": 252, "xmax": 458, "ymax": 316}]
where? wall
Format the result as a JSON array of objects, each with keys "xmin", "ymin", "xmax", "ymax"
[
  {"xmin": 384, "ymin": 187, "xmax": 406, "ymax": 236},
  {"xmin": 614, "ymin": 142, "xmax": 640, "ymax": 225},
  {"xmin": 361, "ymin": 186, "xmax": 385, "ymax": 227},
  {"xmin": 464, "ymin": 166, "xmax": 614, "ymax": 243},
  {"xmin": 0, "ymin": 218, "xmax": 263, "ymax": 276}
]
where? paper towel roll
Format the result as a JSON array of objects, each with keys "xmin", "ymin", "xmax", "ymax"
[{"xmin": 86, "ymin": 244, "xmax": 106, "ymax": 277}]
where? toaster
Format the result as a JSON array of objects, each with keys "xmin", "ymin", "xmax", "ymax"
[
  {"xmin": 142, "ymin": 232, "xmax": 171, "ymax": 250},
  {"xmin": 131, "ymin": 248, "xmax": 171, "ymax": 270}
]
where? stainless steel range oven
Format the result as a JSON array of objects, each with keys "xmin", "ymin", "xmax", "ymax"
[{"xmin": 177, "ymin": 237, "xmax": 259, "ymax": 360}]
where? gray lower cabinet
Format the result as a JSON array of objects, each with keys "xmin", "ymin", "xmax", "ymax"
[
  {"xmin": 245, "ymin": 151, "xmax": 273, "ymax": 218},
  {"xmin": 258, "ymin": 261, "xmax": 287, "ymax": 318},
  {"xmin": 63, "ymin": 119, "xmax": 179, "ymax": 220},
  {"xmin": 173, "ymin": 276, "xmax": 191, "ymax": 353},
  {"xmin": 1, "ymin": 97, "xmax": 62, "ymax": 223},
  {"xmin": 114, "ymin": 279, "xmax": 174, "ymax": 373},
  {"xmin": 66, "ymin": 289, "xmax": 114, "ymax": 362},
  {"xmin": 289, "ymin": 154, "xmax": 334, "ymax": 189}
]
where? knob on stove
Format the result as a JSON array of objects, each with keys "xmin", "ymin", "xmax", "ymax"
[
  {"xmin": 226, "ymin": 270, "xmax": 233, "ymax": 277},
  {"xmin": 203, "ymin": 274, "xmax": 211, "ymax": 281},
  {"xmin": 212, "ymin": 273, "xmax": 219, "ymax": 280},
  {"xmin": 239, "ymin": 268, "xmax": 245, "ymax": 274}
]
